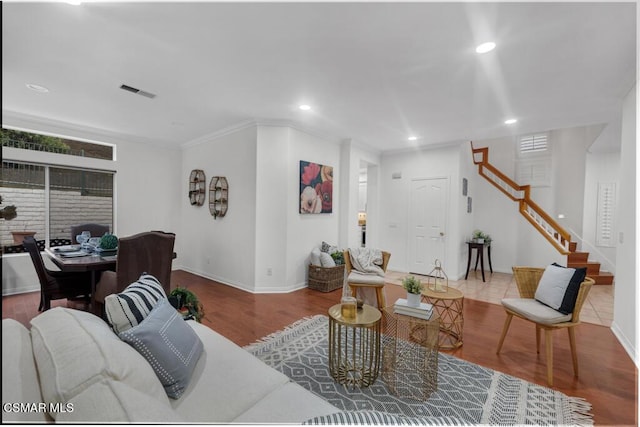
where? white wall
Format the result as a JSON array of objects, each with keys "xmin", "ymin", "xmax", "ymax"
[
  {"xmin": 179, "ymin": 125, "xmax": 258, "ymax": 291},
  {"xmin": 611, "ymin": 83, "xmax": 637, "ymax": 363},
  {"xmin": 254, "ymin": 125, "xmax": 342, "ymax": 292},
  {"xmin": 379, "ymin": 145, "xmax": 462, "ymax": 277},
  {"xmin": 114, "ymin": 139, "xmax": 181, "ymax": 238},
  {"xmin": 284, "ymin": 127, "xmax": 342, "ymax": 291}
]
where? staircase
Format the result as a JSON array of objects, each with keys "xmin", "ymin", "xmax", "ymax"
[{"xmin": 471, "ymin": 142, "xmax": 613, "ymax": 285}]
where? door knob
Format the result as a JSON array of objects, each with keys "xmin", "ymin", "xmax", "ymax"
[{"xmin": 440, "ymin": 232, "xmax": 445, "ymax": 236}]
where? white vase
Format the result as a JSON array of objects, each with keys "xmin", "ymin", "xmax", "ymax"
[{"xmin": 406, "ymin": 292, "xmax": 421, "ymax": 308}]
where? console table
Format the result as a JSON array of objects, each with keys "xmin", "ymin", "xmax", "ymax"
[{"xmin": 464, "ymin": 241, "xmax": 493, "ymax": 282}]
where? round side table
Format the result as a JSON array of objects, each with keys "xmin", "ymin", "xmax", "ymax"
[
  {"xmin": 421, "ymin": 287, "xmax": 464, "ymax": 349},
  {"xmin": 328, "ymin": 304, "xmax": 382, "ymax": 387}
]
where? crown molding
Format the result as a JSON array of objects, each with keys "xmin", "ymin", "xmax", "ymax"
[
  {"xmin": 181, "ymin": 117, "xmax": 346, "ymax": 149},
  {"xmin": 1, "ymin": 109, "xmax": 169, "ymax": 149}
]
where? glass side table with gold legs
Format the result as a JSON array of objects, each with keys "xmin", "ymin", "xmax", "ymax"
[
  {"xmin": 381, "ymin": 307, "xmax": 439, "ymax": 401},
  {"xmin": 328, "ymin": 304, "xmax": 382, "ymax": 387},
  {"xmin": 421, "ymin": 287, "xmax": 464, "ymax": 349}
]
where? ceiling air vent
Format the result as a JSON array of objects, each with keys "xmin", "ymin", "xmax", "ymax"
[{"xmin": 119, "ymin": 84, "xmax": 156, "ymax": 99}]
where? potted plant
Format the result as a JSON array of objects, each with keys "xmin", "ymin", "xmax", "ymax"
[
  {"xmin": 402, "ymin": 275, "xmax": 423, "ymax": 307},
  {"xmin": 169, "ymin": 287, "xmax": 205, "ymax": 322},
  {"xmin": 0, "ymin": 196, "xmax": 17, "ymax": 221},
  {"xmin": 472, "ymin": 229, "xmax": 491, "ymax": 245}
]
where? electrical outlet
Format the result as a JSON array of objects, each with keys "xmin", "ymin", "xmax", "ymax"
[{"xmin": 267, "ymin": 267, "xmax": 273, "ymax": 276}]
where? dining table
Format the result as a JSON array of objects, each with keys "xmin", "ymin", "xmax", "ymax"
[{"xmin": 44, "ymin": 245, "xmax": 117, "ymax": 312}]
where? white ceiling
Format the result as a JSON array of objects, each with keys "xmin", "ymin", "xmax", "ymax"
[{"xmin": 2, "ymin": 2, "xmax": 636, "ymax": 152}]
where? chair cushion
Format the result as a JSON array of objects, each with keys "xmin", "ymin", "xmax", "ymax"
[
  {"xmin": 119, "ymin": 299, "xmax": 203, "ymax": 399},
  {"xmin": 104, "ymin": 274, "xmax": 167, "ymax": 334},
  {"xmin": 348, "ymin": 271, "xmax": 385, "ymax": 285},
  {"xmin": 30, "ymin": 307, "xmax": 169, "ymax": 419},
  {"xmin": 534, "ymin": 264, "xmax": 586, "ymax": 314},
  {"xmin": 501, "ymin": 298, "xmax": 573, "ymax": 325}
]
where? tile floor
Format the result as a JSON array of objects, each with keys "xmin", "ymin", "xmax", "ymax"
[{"xmin": 386, "ymin": 269, "xmax": 613, "ymax": 327}]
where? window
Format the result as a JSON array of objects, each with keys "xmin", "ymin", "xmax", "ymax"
[
  {"xmin": 519, "ymin": 133, "xmax": 548, "ymax": 154},
  {"xmin": 596, "ymin": 182, "xmax": 616, "ymax": 247},
  {"xmin": 1, "ymin": 129, "xmax": 114, "ymax": 250},
  {"xmin": 1, "ymin": 128, "xmax": 113, "ymax": 160},
  {"xmin": 516, "ymin": 132, "xmax": 551, "ymax": 187}
]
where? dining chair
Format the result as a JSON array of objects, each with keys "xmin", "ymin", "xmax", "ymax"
[
  {"xmin": 93, "ymin": 231, "xmax": 175, "ymax": 314},
  {"xmin": 23, "ymin": 236, "xmax": 92, "ymax": 311},
  {"xmin": 343, "ymin": 249, "xmax": 391, "ymax": 309},
  {"xmin": 70, "ymin": 223, "xmax": 110, "ymax": 243},
  {"xmin": 496, "ymin": 266, "xmax": 594, "ymax": 386}
]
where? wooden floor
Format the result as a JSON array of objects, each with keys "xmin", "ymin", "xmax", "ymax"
[{"xmin": 3, "ymin": 269, "xmax": 636, "ymax": 426}]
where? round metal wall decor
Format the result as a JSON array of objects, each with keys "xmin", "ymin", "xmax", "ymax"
[{"xmin": 189, "ymin": 169, "xmax": 206, "ymax": 206}]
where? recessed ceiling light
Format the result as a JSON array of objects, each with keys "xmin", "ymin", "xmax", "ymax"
[
  {"xmin": 475, "ymin": 42, "xmax": 496, "ymax": 54},
  {"xmin": 504, "ymin": 119, "xmax": 518, "ymax": 125},
  {"xmin": 299, "ymin": 104, "xmax": 311, "ymax": 111},
  {"xmin": 67, "ymin": 0, "xmax": 82, "ymax": 5},
  {"xmin": 26, "ymin": 83, "xmax": 49, "ymax": 93},
  {"xmin": 408, "ymin": 136, "xmax": 418, "ymax": 141}
]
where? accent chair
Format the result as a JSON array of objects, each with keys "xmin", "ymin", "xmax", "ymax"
[
  {"xmin": 496, "ymin": 266, "xmax": 594, "ymax": 386},
  {"xmin": 343, "ymin": 249, "xmax": 391, "ymax": 309}
]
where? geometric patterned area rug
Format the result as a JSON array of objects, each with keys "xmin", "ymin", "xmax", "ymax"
[{"xmin": 244, "ymin": 315, "xmax": 593, "ymax": 426}]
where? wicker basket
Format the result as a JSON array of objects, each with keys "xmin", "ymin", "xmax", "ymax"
[{"xmin": 308, "ymin": 264, "xmax": 345, "ymax": 292}]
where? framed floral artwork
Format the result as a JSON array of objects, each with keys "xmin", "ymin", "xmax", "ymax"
[{"xmin": 300, "ymin": 160, "xmax": 333, "ymax": 214}]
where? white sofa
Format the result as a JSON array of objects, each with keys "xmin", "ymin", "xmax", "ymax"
[{"xmin": 1, "ymin": 307, "xmax": 339, "ymax": 423}]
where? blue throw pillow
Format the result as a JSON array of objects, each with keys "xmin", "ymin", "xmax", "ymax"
[{"xmin": 119, "ymin": 299, "xmax": 203, "ymax": 399}]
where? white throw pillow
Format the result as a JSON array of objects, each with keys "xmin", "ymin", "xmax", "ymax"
[
  {"xmin": 104, "ymin": 274, "xmax": 166, "ymax": 334},
  {"xmin": 534, "ymin": 264, "xmax": 585, "ymax": 314},
  {"xmin": 310, "ymin": 248, "xmax": 322, "ymax": 266},
  {"xmin": 319, "ymin": 252, "xmax": 336, "ymax": 267}
]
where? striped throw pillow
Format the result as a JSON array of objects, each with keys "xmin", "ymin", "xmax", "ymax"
[{"xmin": 105, "ymin": 274, "xmax": 167, "ymax": 334}]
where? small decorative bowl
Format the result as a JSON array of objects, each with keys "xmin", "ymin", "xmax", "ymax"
[{"xmin": 356, "ymin": 298, "xmax": 364, "ymax": 309}]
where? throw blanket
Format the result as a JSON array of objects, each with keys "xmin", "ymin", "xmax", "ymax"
[{"xmin": 349, "ymin": 247, "xmax": 384, "ymax": 277}]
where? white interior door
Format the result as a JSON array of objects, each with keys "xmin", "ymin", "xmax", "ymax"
[{"xmin": 408, "ymin": 178, "xmax": 448, "ymax": 275}]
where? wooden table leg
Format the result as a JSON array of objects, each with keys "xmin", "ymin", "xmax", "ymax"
[
  {"xmin": 488, "ymin": 245, "xmax": 493, "ymax": 273},
  {"xmin": 465, "ymin": 246, "xmax": 472, "ymax": 280}
]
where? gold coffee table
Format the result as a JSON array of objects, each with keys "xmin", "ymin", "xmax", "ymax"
[
  {"xmin": 381, "ymin": 307, "xmax": 439, "ymax": 400},
  {"xmin": 421, "ymin": 287, "xmax": 464, "ymax": 349},
  {"xmin": 328, "ymin": 303, "xmax": 382, "ymax": 387}
]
